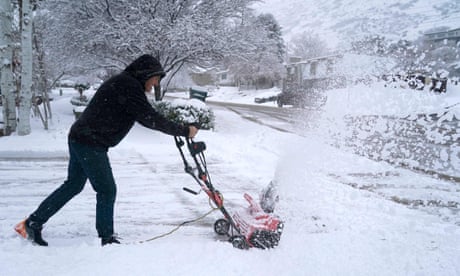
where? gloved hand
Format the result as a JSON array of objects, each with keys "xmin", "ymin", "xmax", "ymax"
[{"xmin": 188, "ymin": 125, "xmax": 199, "ymax": 138}]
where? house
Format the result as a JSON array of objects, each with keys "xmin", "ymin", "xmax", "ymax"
[
  {"xmin": 189, "ymin": 66, "xmax": 234, "ymax": 87},
  {"xmin": 284, "ymin": 53, "xmax": 395, "ymax": 90},
  {"xmin": 424, "ymin": 27, "xmax": 460, "ymax": 43},
  {"xmin": 188, "ymin": 65, "xmax": 275, "ymax": 89},
  {"xmin": 283, "ymin": 54, "xmax": 345, "ymax": 92}
]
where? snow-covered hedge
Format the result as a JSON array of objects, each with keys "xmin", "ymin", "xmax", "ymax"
[
  {"xmin": 150, "ymin": 99, "xmax": 215, "ymax": 130},
  {"xmin": 70, "ymin": 95, "xmax": 91, "ymax": 106}
]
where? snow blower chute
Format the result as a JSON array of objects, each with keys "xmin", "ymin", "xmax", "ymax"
[{"xmin": 174, "ymin": 136, "xmax": 283, "ymax": 249}]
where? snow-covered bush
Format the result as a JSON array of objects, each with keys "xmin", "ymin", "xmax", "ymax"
[
  {"xmin": 70, "ymin": 95, "xmax": 91, "ymax": 106},
  {"xmin": 70, "ymin": 83, "xmax": 92, "ymax": 106},
  {"xmin": 150, "ymin": 99, "xmax": 215, "ymax": 130}
]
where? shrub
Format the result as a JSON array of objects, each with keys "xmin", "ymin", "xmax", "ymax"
[
  {"xmin": 150, "ymin": 99, "xmax": 215, "ymax": 130},
  {"xmin": 70, "ymin": 95, "xmax": 91, "ymax": 106},
  {"xmin": 70, "ymin": 83, "xmax": 92, "ymax": 106}
]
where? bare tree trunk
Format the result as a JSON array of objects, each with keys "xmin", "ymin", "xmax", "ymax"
[
  {"xmin": 163, "ymin": 60, "xmax": 185, "ymax": 94},
  {"xmin": 33, "ymin": 24, "xmax": 52, "ymax": 129},
  {"xmin": 0, "ymin": 0, "xmax": 16, "ymax": 135},
  {"xmin": 18, "ymin": 0, "xmax": 33, "ymax": 135}
]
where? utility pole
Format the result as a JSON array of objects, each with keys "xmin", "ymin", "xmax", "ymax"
[
  {"xmin": 18, "ymin": 0, "xmax": 33, "ymax": 135},
  {"xmin": 0, "ymin": 0, "xmax": 16, "ymax": 136}
]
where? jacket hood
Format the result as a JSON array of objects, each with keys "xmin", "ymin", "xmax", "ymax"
[{"xmin": 124, "ymin": 54, "xmax": 166, "ymax": 86}]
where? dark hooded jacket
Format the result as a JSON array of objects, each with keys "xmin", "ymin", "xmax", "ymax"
[{"xmin": 69, "ymin": 54, "xmax": 189, "ymax": 148}]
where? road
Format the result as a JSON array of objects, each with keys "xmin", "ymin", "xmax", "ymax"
[{"xmin": 208, "ymin": 100, "xmax": 322, "ymax": 134}]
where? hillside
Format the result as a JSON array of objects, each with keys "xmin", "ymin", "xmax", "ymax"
[{"xmin": 254, "ymin": 0, "xmax": 460, "ymax": 48}]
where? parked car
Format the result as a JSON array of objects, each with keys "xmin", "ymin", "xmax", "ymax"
[{"xmin": 276, "ymin": 88, "xmax": 327, "ymax": 108}]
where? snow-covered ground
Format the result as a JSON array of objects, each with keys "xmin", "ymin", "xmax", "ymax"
[{"xmin": 1, "ymin": 83, "xmax": 459, "ymax": 275}]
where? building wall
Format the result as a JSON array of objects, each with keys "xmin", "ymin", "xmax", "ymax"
[{"xmin": 424, "ymin": 28, "xmax": 460, "ymax": 42}]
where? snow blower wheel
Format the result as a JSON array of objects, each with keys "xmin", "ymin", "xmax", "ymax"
[
  {"xmin": 230, "ymin": 235, "xmax": 249, "ymax": 249},
  {"xmin": 214, "ymin": 219, "xmax": 230, "ymax": 235}
]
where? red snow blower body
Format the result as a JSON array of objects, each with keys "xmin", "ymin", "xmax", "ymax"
[{"xmin": 175, "ymin": 137, "xmax": 283, "ymax": 249}]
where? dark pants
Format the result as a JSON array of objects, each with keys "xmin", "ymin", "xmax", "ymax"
[{"xmin": 30, "ymin": 140, "xmax": 116, "ymax": 238}]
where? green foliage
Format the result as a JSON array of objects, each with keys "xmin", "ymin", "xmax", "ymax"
[{"xmin": 150, "ymin": 100, "xmax": 215, "ymax": 130}]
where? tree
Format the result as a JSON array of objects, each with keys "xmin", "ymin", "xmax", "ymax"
[
  {"xmin": 18, "ymin": 0, "xmax": 33, "ymax": 135},
  {"xmin": 255, "ymin": 13, "xmax": 285, "ymax": 63},
  {"xmin": 350, "ymin": 35, "xmax": 389, "ymax": 57},
  {"xmin": 35, "ymin": 0, "xmax": 283, "ymax": 89},
  {"xmin": 224, "ymin": 12, "xmax": 285, "ymax": 89},
  {"xmin": 288, "ymin": 32, "xmax": 329, "ymax": 60},
  {"xmin": 0, "ymin": 0, "xmax": 16, "ymax": 135}
]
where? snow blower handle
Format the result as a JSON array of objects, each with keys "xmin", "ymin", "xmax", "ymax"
[
  {"xmin": 174, "ymin": 136, "xmax": 209, "ymax": 195},
  {"xmin": 183, "ymin": 187, "xmax": 199, "ymax": 195},
  {"xmin": 188, "ymin": 140, "xmax": 206, "ymax": 156}
]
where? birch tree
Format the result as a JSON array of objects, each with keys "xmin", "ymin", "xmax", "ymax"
[
  {"xmin": 18, "ymin": 0, "xmax": 33, "ymax": 135},
  {"xmin": 0, "ymin": 0, "xmax": 16, "ymax": 136}
]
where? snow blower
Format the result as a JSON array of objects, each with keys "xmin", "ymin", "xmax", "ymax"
[{"xmin": 174, "ymin": 136, "xmax": 283, "ymax": 249}]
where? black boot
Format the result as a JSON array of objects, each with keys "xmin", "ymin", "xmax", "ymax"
[
  {"xmin": 25, "ymin": 218, "xmax": 48, "ymax": 246},
  {"xmin": 101, "ymin": 235, "xmax": 121, "ymax": 246}
]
